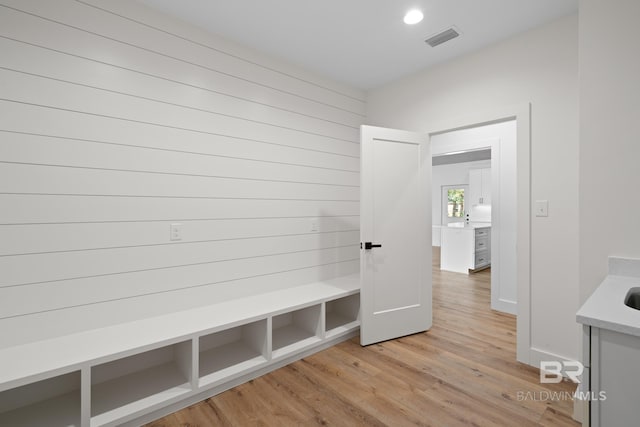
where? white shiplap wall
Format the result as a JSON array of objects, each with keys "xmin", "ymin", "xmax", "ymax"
[{"xmin": 0, "ymin": 0, "xmax": 364, "ymax": 348}]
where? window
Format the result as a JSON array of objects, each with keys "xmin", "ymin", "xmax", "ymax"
[
  {"xmin": 447, "ymin": 188, "xmax": 465, "ymax": 218},
  {"xmin": 441, "ymin": 185, "xmax": 468, "ymax": 225}
]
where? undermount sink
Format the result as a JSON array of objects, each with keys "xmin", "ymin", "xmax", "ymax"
[{"xmin": 624, "ymin": 287, "xmax": 640, "ymax": 310}]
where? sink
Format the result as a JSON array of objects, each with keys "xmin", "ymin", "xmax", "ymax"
[{"xmin": 624, "ymin": 287, "xmax": 640, "ymax": 310}]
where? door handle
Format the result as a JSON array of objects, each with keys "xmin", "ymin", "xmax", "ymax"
[{"xmin": 363, "ymin": 242, "xmax": 382, "ymax": 250}]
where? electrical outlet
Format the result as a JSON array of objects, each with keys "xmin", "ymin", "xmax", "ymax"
[
  {"xmin": 535, "ymin": 200, "xmax": 549, "ymax": 217},
  {"xmin": 170, "ymin": 223, "xmax": 183, "ymax": 241},
  {"xmin": 310, "ymin": 218, "xmax": 319, "ymax": 232}
]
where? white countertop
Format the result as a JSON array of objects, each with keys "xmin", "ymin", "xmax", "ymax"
[
  {"xmin": 445, "ymin": 222, "xmax": 491, "ymax": 230},
  {"xmin": 576, "ymin": 257, "xmax": 640, "ymax": 337}
]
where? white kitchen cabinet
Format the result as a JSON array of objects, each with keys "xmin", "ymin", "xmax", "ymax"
[
  {"xmin": 468, "ymin": 168, "xmax": 491, "ymax": 206},
  {"xmin": 440, "ymin": 226, "xmax": 491, "ymax": 274},
  {"xmin": 473, "ymin": 227, "xmax": 491, "ymax": 269}
]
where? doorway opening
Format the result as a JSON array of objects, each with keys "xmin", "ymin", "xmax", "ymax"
[
  {"xmin": 360, "ymin": 104, "xmax": 532, "ymax": 364},
  {"xmin": 425, "ymin": 105, "xmax": 531, "ymax": 365},
  {"xmin": 430, "ymin": 120, "xmax": 516, "ymax": 316}
]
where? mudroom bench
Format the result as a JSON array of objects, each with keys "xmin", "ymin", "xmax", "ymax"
[{"xmin": 0, "ymin": 274, "xmax": 360, "ymax": 427}]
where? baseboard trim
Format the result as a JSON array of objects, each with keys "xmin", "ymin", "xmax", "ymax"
[
  {"xmin": 491, "ymin": 298, "xmax": 516, "ymax": 315},
  {"xmin": 529, "ymin": 346, "xmax": 575, "ymax": 367}
]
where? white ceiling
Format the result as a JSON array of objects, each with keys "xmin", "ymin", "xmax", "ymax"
[{"xmin": 139, "ymin": 0, "xmax": 578, "ymax": 90}]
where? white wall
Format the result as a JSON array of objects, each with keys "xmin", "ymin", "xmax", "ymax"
[
  {"xmin": 579, "ymin": 0, "xmax": 640, "ymax": 302},
  {"xmin": 367, "ymin": 15, "xmax": 579, "ymax": 361},
  {"xmin": 432, "ymin": 159, "xmax": 491, "ymax": 226},
  {"xmin": 0, "ymin": 0, "xmax": 364, "ymax": 348}
]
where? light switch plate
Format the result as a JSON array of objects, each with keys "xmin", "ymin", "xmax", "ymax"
[
  {"xmin": 535, "ymin": 200, "xmax": 549, "ymax": 217},
  {"xmin": 170, "ymin": 223, "xmax": 183, "ymax": 241}
]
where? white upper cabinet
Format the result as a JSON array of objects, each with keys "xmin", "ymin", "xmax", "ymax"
[{"xmin": 468, "ymin": 168, "xmax": 491, "ymax": 206}]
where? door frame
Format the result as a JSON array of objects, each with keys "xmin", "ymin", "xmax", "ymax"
[{"xmin": 424, "ymin": 103, "xmax": 532, "ymax": 365}]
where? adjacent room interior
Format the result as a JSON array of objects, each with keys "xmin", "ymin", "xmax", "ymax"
[{"xmin": 431, "ymin": 119, "xmax": 518, "ymax": 317}]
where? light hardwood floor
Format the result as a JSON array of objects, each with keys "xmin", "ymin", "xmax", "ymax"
[{"xmin": 147, "ymin": 248, "xmax": 579, "ymax": 426}]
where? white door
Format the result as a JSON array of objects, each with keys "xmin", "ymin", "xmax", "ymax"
[{"xmin": 360, "ymin": 125, "xmax": 431, "ymax": 346}]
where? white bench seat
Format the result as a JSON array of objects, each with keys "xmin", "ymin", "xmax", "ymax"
[{"xmin": 0, "ymin": 273, "xmax": 360, "ymax": 427}]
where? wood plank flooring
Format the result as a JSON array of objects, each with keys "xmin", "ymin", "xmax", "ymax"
[{"xmin": 147, "ymin": 248, "xmax": 579, "ymax": 426}]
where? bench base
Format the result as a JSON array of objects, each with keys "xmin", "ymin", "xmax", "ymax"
[{"xmin": 0, "ymin": 274, "xmax": 360, "ymax": 427}]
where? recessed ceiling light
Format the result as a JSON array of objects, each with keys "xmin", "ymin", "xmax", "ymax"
[{"xmin": 404, "ymin": 9, "xmax": 424, "ymax": 25}]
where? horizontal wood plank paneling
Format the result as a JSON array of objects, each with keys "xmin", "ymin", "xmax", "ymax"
[
  {"xmin": 0, "ymin": 35, "xmax": 360, "ymax": 140},
  {"xmin": 0, "ymin": 4, "xmax": 363, "ymax": 127},
  {"xmin": 0, "ymin": 133, "xmax": 359, "ymax": 185},
  {"xmin": 0, "ymin": 108, "xmax": 360, "ymax": 171},
  {"xmin": 0, "ymin": 69, "xmax": 359, "ymax": 157},
  {"xmin": 0, "ymin": 246, "xmax": 360, "ymax": 318},
  {"xmin": 3, "ymin": 0, "xmax": 365, "ymax": 115},
  {"xmin": 0, "ymin": 217, "xmax": 360, "ymax": 256},
  {"xmin": 0, "ymin": 164, "xmax": 359, "ymax": 200},
  {"xmin": 0, "ymin": 195, "xmax": 359, "ymax": 224},
  {"xmin": 76, "ymin": 0, "xmax": 364, "ymax": 103},
  {"xmin": 0, "ymin": 0, "xmax": 363, "ymax": 346},
  {"xmin": 1, "ymin": 231, "xmax": 360, "ymax": 287},
  {"xmin": 0, "ymin": 260, "xmax": 359, "ymax": 348}
]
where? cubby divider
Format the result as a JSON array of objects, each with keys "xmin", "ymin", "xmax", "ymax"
[
  {"xmin": 0, "ymin": 371, "xmax": 81, "ymax": 427},
  {"xmin": 198, "ymin": 319, "xmax": 268, "ymax": 387},
  {"xmin": 272, "ymin": 304, "xmax": 322, "ymax": 358},
  {"xmin": 90, "ymin": 340, "xmax": 192, "ymax": 426}
]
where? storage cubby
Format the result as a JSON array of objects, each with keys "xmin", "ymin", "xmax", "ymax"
[
  {"xmin": 90, "ymin": 341, "xmax": 192, "ymax": 426},
  {"xmin": 325, "ymin": 293, "xmax": 360, "ymax": 337},
  {"xmin": 199, "ymin": 319, "xmax": 268, "ymax": 387},
  {"xmin": 0, "ymin": 371, "xmax": 81, "ymax": 427},
  {"xmin": 272, "ymin": 304, "xmax": 322, "ymax": 358},
  {"xmin": 0, "ymin": 274, "xmax": 360, "ymax": 427}
]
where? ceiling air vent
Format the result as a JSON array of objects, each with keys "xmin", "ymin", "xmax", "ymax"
[{"xmin": 425, "ymin": 27, "xmax": 460, "ymax": 47}]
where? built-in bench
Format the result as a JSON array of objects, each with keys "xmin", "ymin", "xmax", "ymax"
[{"xmin": 0, "ymin": 274, "xmax": 360, "ymax": 427}]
